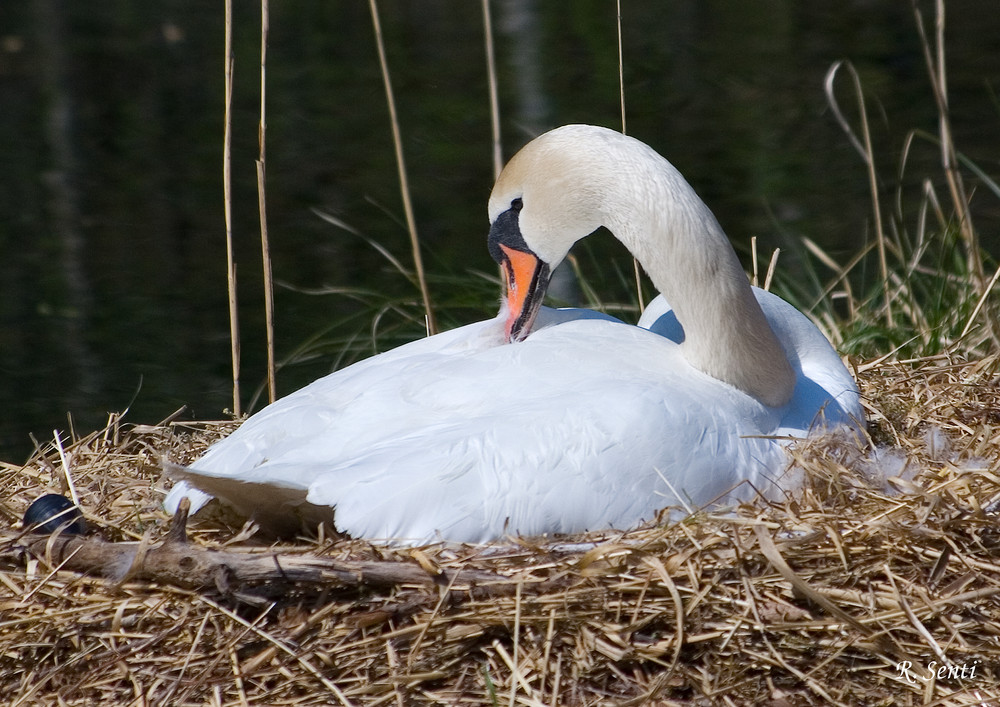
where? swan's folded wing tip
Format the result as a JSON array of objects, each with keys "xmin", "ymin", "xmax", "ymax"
[
  {"xmin": 161, "ymin": 458, "xmax": 337, "ymax": 537},
  {"xmin": 162, "ymin": 459, "xmax": 213, "ymax": 515}
]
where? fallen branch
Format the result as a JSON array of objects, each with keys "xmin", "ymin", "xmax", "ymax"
[{"xmin": 1, "ymin": 500, "xmax": 516, "ymax": 598}]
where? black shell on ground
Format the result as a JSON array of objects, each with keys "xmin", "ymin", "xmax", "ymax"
[{"xmin": 23, "ymin": 493, "xmax": 87, "ymax": 534}]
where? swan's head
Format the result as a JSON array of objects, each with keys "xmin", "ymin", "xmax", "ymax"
[{"xmin": 487, "ymin": 125, "xmax": 613, "ymax": 342}]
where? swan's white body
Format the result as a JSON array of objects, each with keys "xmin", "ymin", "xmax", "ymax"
[{"xmin": 164, "ymin": 125, "xmax": 862, "ymax": 544}]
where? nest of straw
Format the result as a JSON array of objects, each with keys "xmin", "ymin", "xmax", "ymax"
[{"xmin": 2, "ymin": 356, "xmax": 999, "ymax": 706}]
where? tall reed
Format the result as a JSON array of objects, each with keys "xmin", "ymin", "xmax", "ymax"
[
  {"xmin": 368, "ymin": 0, "xmax": 438, "ymax": 336},
  {"xmin": 615, "ymin": 1, "xmax": 646, "ymax": 313},
  {"xmin": 912, "ymin": 0, "xmax": 983, "ymax": 293},
  {"xmin": 257, "ymin": 0, "xmax": 276, "ymax": 404},
  {"xmin": 482, "ymin": 0, "xmax": 502, "ymax": 182},
  {"xmin": 824, "ymin": 61, "xmax": 893, "ymax": 328},
  {"xmin": 223, "ymin": 0, "xmax": 241, "ymax": 416}
]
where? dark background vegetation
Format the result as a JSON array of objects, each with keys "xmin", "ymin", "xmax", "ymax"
[{"xmin": 2, "ymin": 1, "xmax": 998, "ymax": 460}]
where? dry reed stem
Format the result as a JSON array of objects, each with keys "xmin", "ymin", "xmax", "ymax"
[
  {"xmin": 368, "ymin": 0, "xmax": 437, "ymax": 337},
  {"xmin": 615, "ymin": 0, "xmax": 626, "ymax": 137},
  {"xmin": 481, "ymin": 0, "xmax": 509, "ymax": 295},
  {"xmin": 614, "ymin": 1, "xmax": 646, "ymax": 316},
  {"xmin": 763, "ymin": 248, "xmax": 780, "ymax": 292},
  {"xmin": 481, "ymin": 0, "xmax": 502, "ymax": 183},
  {"xmin": 2, "ymin": 357, "xmax": 999, "ymax": 705},
  {"xmin": 910, "ymin": 0, "xmax": 982, "ymax": 292},
  {"xmin": 223, "ymin": 0, "xmax": 241, "ymax": 417},
  {"xmin": 824, "ymin": 60, "xmax": 893, "ymax": 328},
  {"xmin": 257, "ymin": 0, "xmax": 277, "ymax": 405}
]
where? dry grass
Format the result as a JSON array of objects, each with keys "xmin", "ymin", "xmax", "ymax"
[{"xmin": 2, "ymin": 356, "xmax": 999, "ymax": 706}]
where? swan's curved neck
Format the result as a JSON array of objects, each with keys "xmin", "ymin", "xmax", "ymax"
[{"xmin": 603, "ymin": 147, "xmax": 796, "ymax": 407}]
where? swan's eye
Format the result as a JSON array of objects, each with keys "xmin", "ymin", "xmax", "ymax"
[{"xmin": 510, "ymin": 197, "xmax": 523, "ymax": 212}]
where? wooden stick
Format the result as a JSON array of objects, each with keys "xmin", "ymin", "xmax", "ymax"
[{"xmin": 1, "ymin": 528, "xmax": 517, "ymax": 595}]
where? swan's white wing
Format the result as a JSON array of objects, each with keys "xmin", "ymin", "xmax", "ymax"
[
  {"xmin": 309, "ymin": 338, "xmax": 773, "ymax": 541},
  {"xmin": 166, "ymin": 310, "xmax": 785, "ymax": 544},
  {"xmin": 163, "ymin": 316, "xmax": 508, "ymax": 517},
  {"xmin": 310, "ymin": 323, "xmax": 784, "ymax": 543}
]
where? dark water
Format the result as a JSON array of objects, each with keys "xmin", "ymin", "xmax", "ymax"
[{"xmin": 2, "ymin": 1, "xmax": 998, "ymax": 462}]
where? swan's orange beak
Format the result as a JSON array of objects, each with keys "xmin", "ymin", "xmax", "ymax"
[
  {"xmin": 488, "ymin": 198, "xmax": 552, "ymax": 342},
  {"xmin": 498, "ymin": 243, "xmax": 550, "ymax": 343}
]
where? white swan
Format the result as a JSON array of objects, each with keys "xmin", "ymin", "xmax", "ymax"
[{"xmin": 164, "ymin": 124, "xmax": 862, "ymax": 544}]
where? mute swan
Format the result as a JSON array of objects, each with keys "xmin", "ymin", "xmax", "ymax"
[{"xmin": 164, "ymin": 124, "xmax": 862, "ymax": 544}]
